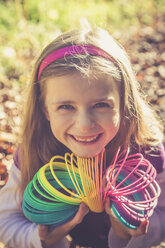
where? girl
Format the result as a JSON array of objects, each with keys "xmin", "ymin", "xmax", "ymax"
[{"xmin": 0, "ymin": 25, "xmax": 164, "ymax": 248}]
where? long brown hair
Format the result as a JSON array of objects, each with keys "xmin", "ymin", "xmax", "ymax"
[{"xmin": 18, "ymin": 26, "xmax": 163, "ymax": 194}]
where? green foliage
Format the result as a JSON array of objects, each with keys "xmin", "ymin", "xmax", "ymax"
[{"xmin": 0, "ymin": 0, "xmax": 164, "ymax": 86}]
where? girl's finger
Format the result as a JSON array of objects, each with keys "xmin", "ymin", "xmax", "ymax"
[
  {"xmin": 139, "ymin": 220, "xmax": 149, "ymax": 235},
  {"xmin": 73, "ymin": 202, "xmax": 89, "ymax": 225},
  {"xmin": 104, "ymin": 197, "xmax": 112, "ymax": 216},
  {"xmin": 38, "ymin": 224, "xmax": 48, "ymax": 240}
]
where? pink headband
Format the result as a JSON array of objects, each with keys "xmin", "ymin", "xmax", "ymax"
[{"xmin": 37, "ymin": 45, "xmax": 116, "ymax": 80}]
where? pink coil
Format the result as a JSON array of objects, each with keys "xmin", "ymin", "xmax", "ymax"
[{"xmin": 104, "ymin": 147, "xmax": 161, "ymax": 228}]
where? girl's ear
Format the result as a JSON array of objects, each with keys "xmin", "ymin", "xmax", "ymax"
[{"xmin": 42, "ymin": 105, "xmax": 50, "ymax": 121}]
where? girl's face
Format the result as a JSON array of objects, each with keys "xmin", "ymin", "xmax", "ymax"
[{"xmin": 45, "ymin": 72, "xmax": 120, "ymax": 157}]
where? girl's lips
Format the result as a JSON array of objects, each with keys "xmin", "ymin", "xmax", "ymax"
[{"xmin": 69, "ymin": 133, "xmax": 103, "ymax": 144}]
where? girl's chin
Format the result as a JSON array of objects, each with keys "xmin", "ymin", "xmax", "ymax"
[
  {"xmin": 66, "ymin": 133, "xmax": 106, "ymax": 157},
  {"xmin": 70, "ymin": 148, "xmax": 104, "ymax": 158}
]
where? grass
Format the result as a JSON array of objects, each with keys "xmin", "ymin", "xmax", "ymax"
[{"xmin": 0, "ymin": 0, "xmax": 164, "ymax": 87}]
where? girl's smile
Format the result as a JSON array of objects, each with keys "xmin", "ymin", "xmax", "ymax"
[
  {"xmin": 45, "ymin": 72, "xmax": 120, "ymax": 157},
  {"xmin": 70, "ymin": 133, "xmax": 102, "ymax": 143}
]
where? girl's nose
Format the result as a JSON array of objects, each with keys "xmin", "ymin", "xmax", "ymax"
[{"xmin": 75, "ymin": 111, "xmax": 95, "ymax": 131}]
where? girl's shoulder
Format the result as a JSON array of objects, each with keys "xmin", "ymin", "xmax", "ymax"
[{"xmin": 131, "ymin": 143, "xmax": 165, "ymax": 173}]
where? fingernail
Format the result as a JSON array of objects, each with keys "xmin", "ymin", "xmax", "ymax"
[{"xmin": 141, "ymin": 220, "xmax": 148, "ymax": 233}]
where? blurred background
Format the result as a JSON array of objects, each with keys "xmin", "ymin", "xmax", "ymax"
[
  {"xmin": 0, "ymin": 0, "xmax": 165, "ymax": 176},
  {"xmin": 0, "ymin": 1, "xmax": 165, "ymax": 177},
  {"xmin": 0, "ymin": 1, "xmax": 165, "ymax": 247}
]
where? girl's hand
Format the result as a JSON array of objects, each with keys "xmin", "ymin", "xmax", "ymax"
[
  {"xmin": 38, "ymin": 202, "xmax": 89, "ymax": 248},
  {"xmin": 104, "ymin": 198, "xmax": 149, "ymax": 240}
]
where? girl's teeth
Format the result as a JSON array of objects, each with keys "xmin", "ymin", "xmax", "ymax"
[{"xmin": 74, "ymin": 135, "xmax": 98, "ymax": 142}]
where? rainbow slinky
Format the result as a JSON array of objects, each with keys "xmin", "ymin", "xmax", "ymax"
[{"xmin": 22, "ymin": 148, "xmax": 160, "ymax": 229}]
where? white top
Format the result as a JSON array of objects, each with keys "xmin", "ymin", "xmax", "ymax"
[
  {"xmin": 0, "ymin": 163, "xmax": 69, "ymax": 248},
  {"xmin": 0, "ymin": 163, "xmax": 165, "ymax": 248}
]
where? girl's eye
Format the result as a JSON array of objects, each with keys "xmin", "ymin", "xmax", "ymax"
[
  {"xmin": 58, "ymin": 104, "xmax": 75, "ymax": 110},
  {"xmin": 93, "ymin": 102, "xmax": 110, "ymax": 109}
]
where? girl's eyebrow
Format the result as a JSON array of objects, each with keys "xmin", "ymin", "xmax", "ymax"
[
  {"xmin": 51, "ymin": 97, "xmax": 115, "ymax": 105},
  {"xmin": 91, "ymin": 97, "xmax": 115, "ymax": 103},
  {"xmin": 51, "ymin": 100, "xmax": 75, "ymax": 105}
]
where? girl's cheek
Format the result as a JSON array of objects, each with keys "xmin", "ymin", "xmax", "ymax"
[
  {"xmin": 99, "ymin": 111, "xmax": 120, "ymax": 126},
  {"xmin": 54, "ymin": 113, "xmax": 74, "ymax": 124}
]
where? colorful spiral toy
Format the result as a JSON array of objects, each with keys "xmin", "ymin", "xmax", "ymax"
[
  {"xmin": 104, "ymin": 148, "xmax": 160, "ymax": 229},
  {"xmin": 22, "ymin": 151, "xmax": 104, "ymax": 227},
  {"xmin": 22, "ymin": 148, "xmax": 160, "ymax": 229}
]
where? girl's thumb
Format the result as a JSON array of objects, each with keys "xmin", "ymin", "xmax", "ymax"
[
  {"xmin": 104, "ymin": 197, "xmax": 111, "ymax": 215},
  {"xmin": 74, "ymin": 202, "xmax": 89, "ymax": 225},
  {"xmin": 38, "ymin": 224, "xmax": 48, "ymax": 240}
]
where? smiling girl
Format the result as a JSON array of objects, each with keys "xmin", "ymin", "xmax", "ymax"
[
  {"xmin": 44, "ymin": 73, "xmax": 120, "ymax": 158},
  {"xmin": 0, "ymin": 26, "xmax": 164, "ymax": 248}
]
